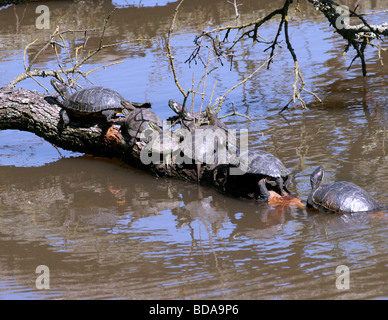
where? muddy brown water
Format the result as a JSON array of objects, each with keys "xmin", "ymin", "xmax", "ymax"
[{"xmin": 0, "ymin": 0, "xmax": 388, "ymax": 300}]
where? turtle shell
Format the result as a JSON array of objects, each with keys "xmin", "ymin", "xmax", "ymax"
[
  {"xmin": 179, "ymin": 111, "xmax": 207, "ymax": 131},
  {"xmin": 65, "ymin": 86, "xmax": 132, "ymax": 113},
  {"xmin": 211, "ymin": 117, "xmax": 228, "ymax": 131},
  {"xmin": 307, "ymin": 181, "xmax": 384, "ymax": 213},
  {"xmin": 148, "ymin": 130, "xmax": 180, "ymax": 155},
  {"xmin": 188, "ymin": 125, "xmax": 221, "ymax": 163},
  {"xmin": 238, "ymin": 149, "xmax": 290, "ymax": 178},
  {"xmin": 168, "ymin": 100, "xmax": 208, "ymax": 130},
  {"xmin": 125, "ymin": 108, "xmax": 163, "ymax": 139},
  {"xmin": 179, "ymin": 125, "xmax": 238, "ymax": 169}
]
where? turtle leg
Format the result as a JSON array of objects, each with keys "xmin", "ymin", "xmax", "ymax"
[
  {"xmin": 60, "ymin": 109, "xmax": 70, "ymax": 126},
  {"xmin": 275, "ymin": 177, "xmax": 286, "ymax": 196},
  {"xmin": 257, "ymin": 178, "xmax": 270, "ymax": 202},
  {"xmin": 102, "ymin": 110, "xmax": 116, "ymax": 122},
  {"xmin": 196, "ymin": 163, "xmax": 201, "ymax": 183}
]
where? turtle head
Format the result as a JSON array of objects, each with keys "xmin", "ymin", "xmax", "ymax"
[
  {"xmin": 120, "ymin": 100, "xmax": 135, "ymax": 112},
  {"xmin": 168, "ymin": 99, "xmax": 184, "ymax": 115},
  {"xmin": 310, "ymin": 166, "xmax": 324, "ymax": 189},
  {"xmin": 50, "ymin": 78, "xmax": 69, "ymax": 100},
  {"xmin": 148, "ymin": 121, "xmax": 161, "ymax": 132},
  {"xmin": 206, "ymin": 106, "xmax": 216, "ymax": 124}
]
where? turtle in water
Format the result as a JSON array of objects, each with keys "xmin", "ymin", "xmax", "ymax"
[
  {"xmin": 168, "ymin": 99, "xmax": 207, "ymax": 131},
  {"xmin": 307, "ymin": 166, "xmax": 385, "ymax": 214},
  {"xmin": 233, "ymin": 149, "xmax": 291, "ymax": 202},
  {"xmin": 124, "ymin": 107, "xmax": 163, "ymax": 147},
  {"xmin": 51, "ymin": 79, "xmax": 151, "ymax": 125}
]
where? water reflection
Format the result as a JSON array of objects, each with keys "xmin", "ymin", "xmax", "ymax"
[{"xmin": 1, "ymin": 155, "xmax": 387, "ymax": 299}]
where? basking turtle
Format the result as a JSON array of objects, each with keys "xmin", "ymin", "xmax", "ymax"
[
  {"xmin": 145, "ymin": 123, "xmax": 181, "ymax": 167},
  {"xmin": 178, "ymin": 107, "xmax": 237, "ymax": 183},
  {"xmin": 205, "ymin": 105, "xmax": 228, "ymax": 131},
  {"xmin": 234, "ymin": 149, "xmax": 291, "ymax": 202},
  {"xmin": 51, "ymin": 79, "xmax": 151, "ymax": 125},
  {"xmin": 168, "ymin": 99, "xmax": 207, "ymax": 131},
  {"xmin": 180, "ymin": 124, "xmax": 237, "ymax": 182},
  {"xmin": 124, "ymin": 108, "xmax": 163, "ymax": 146},
  {"xmin": 307, "ymin": 166, "xmax": 384, "ymax": 213},
  {"xmin": 205, "ymin": 104, "xmax": 240, "ymax": 152}
]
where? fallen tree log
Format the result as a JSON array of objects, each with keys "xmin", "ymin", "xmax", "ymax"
[
  {"xmin": 0, "ymin": 86, "xmax": 195, "ymax": 179},
  {"xmin": 0, "ymin": 87, "xmax": 121, "ymax": 155},
  {"xmin": 0, "ymin": 86, "xmax": 305, "ymax": 208}
]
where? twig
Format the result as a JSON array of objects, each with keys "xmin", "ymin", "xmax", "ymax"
[
  {"xmin": 212, "ymin": 53, "xmax": 278, "ymax": 110},
  {"xmin": 84, "ymin": 61, "xmax": 124, "ymax": 77},
  {"xmin": 187, "ymin": 6, "xmax": 283, "ymax": 66},
  {"xmin": 99, "ymin": 9, "xmax": 116, "ymax": 49},
  {"xmin": 361, "ymin": 9, "xmax": 388, "ymax": 16},
  {"xmin": 218, "ymin": 101, "xmax": 252, "ymax": 121},
  {"xmin": 23, "ymin": 39, "xmax": 38, "ymax": 72},
  {"xmin": 166, "ymin": 0, "xmax": 188, "ymax": 102},
  {"xmin": 227, "ymin": 0, "xmax": 242, "ymax": 19},
  {"xmin": 7, "ymin": 10, "xmax": 135, "ymax": 89}
]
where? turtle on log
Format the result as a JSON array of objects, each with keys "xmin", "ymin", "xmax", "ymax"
[
  {"xmin": 167, "ymin": 99, "xmax": 207, "ymax": 131},
  {"xmin": 51, "ymin": 79, "xmax": 151, "ymax": 125},
  {"xmin": 124, "ymin": 107, "xmax": 163, "ymax": 147}
]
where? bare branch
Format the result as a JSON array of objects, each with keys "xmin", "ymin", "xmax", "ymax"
[
  {"xmin": 307, "ymin": 0, "xmax": 388, "ymax": 76},
  {"xmin": 166, "ymin": 0, "xmax": 188, "ymax": 101},
  {"xmin": 7, "ymin": 10, "xmax": 137, "ymax": 89},
  {"xmin": 213, "ymin": 54, "xmax": 278, "ymax": 116},
  {"xmin": 218, "ymin": 101, "xmax": 253, "ymax": 121},
  {"xmin": 227, "ymin": 0, "xmax": 242, "ymax": 20}
]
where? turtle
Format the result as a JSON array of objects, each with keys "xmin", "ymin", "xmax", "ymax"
[
  {"xmin": 51, "ymin": 78, "xmax": 151, "ymax": 125},
  {"xmin": 179, "ymin": 124, "xmax": 237, "ymax": 183},
  {"xmin": 144, "ymin": 123, "xmax": 181, "ymax": 167},
  {"xmin": 178, "ymin": 107, "xmax": 239, "ymax": 183},
  {"xmin": 205, "ymin": 105, "xmax": 228, "ymax": 131},
  {"xmin": 205, "ymin": 104, "xmax": 240, "ymax": 152},
  {"xmin": 124, "ymin": 107, "xmax": 163, "ymax": 147},
  {"xmin": 306, "ymin": 166, "xmax": 385, "ymax": 214},
  {"xmin": 167, "ymin": 99, "xmax": 207, "ymax": 131},
  {"xmin": 232, "ymin": 149, "xmax": 291, "ymax": 202}
]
